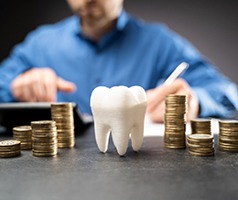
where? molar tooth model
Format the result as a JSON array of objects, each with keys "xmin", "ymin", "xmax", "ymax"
[{"xmin": 90, "ymin": 86, "xmax": 147, "ymax": 156}]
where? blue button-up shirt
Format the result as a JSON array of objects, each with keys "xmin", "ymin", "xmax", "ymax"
[{"xmin": 0, "ymin": 11, "xmax": 238, "ymax": 118}]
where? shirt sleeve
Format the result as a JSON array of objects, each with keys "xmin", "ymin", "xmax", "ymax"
[
  {"xmin": 156, "ymin": 25, "xmax": 238, "ymax": 119},
  {"xmin": 0, "ymin": 30, "xmax": 41, "ymax": 102}
]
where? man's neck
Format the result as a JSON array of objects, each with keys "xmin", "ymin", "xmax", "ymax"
[{"xmin": 81, "ymin": 18, "xmax": 117, "ymax": 42}]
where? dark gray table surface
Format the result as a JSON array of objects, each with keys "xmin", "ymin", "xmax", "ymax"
[{"xmin": 0, "ymin": 125, "xmax": 238, "ymax": 200}]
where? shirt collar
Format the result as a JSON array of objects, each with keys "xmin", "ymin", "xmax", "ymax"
[{"xmin": 116, "ymin": 9, "xmax": 130, "ymax": 31}]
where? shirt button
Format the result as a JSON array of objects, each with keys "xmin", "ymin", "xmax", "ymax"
[{"xmin": 95, "ymin": 78, "xmax": 101, "ymax": 84}]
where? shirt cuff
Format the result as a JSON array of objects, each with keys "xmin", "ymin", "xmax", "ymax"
[{"xmin": 192, "ymin": 87, "xmax": 234, "ymax": 119}]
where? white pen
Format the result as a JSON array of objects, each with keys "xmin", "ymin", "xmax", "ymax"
[{"xmin": 163, "ymin": 62, "xmax": 189, "ymax": 86}]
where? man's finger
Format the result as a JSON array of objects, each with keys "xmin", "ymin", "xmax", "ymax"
[
  {"xmin": 41, "ymin": 76, "xmax": 57, "ymax": 102},
  {"xmin": 57, "ymin": 77, "xmax": 76, "ymax": 93}
]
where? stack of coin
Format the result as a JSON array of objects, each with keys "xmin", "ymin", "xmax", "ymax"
[
  {"xmin": 218, "ymin": 120, "xmax": 238, "ymax": 152},
  {"xmin": 187, "ymin": 134, "xmax": 214, "ymax": 156},
  {"xmin": 0, "ymin": 140, "xmax": 21, "ymax": 158},
  {"xmin": 191, "ymin": 119, "xmax": 211, "ymax": 135},
  {"xmin": 51, "ymin": 103, "xmax": 75, "ymax": 148},
  {"xmin": 13, "ymin": 126, "xmax": 32, "ymax": 150},
  {"xmin": 31, "ymin": 120, "xmax": 57, "ymax": 157},
  {"xmin": 164, "ymin": 94, "xmax": 187, "ymax": 149}
]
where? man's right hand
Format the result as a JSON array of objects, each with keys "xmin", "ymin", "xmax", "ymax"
[{"xmin": 11, "ymin": 68, "xmax": 76, "ymax": 102}]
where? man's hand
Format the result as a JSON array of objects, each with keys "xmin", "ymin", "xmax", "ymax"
[
  {"xmin": 11, "ymin": 68, "xmax": 76, "ymax": 102},
  {"xmin": 146, "ymin": 78, "xmax": 199, "ymax": 123}
]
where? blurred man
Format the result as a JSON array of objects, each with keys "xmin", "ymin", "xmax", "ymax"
[{"xmin": 0, "ymin": 0, "xmax": 238, "ymax": 122}]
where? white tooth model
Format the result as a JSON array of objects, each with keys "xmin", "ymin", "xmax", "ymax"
[{"xmin": 90, "ymin": 86, "xmax": 147, "ymax": 156}]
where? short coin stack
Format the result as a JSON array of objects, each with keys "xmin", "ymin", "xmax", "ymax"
[
  {"xmin": 31, "ymin": 120, "xmax": 58, "ymax": 157},
  {"xmin": 187, "ymin": 134, "xmax": 214, "ymax": 156},
  {"xmin": 51, "ymin": 103, "xmax": 75, "ymax": 148},
  {"xmin": 13, "ymin": 126, "xmax": 32, "ymax": 150},
  {"xmin": 0, "ymin": 140, "xmax": 21, "ymax": 158},
  {"xmin": 218, "ymin": 120, "xmax": 238, "ymax": 152},
  {"xmin": 164, "ymin": 94, "xmax": 187, "ymax": 149},
  {"xmin": 191, "ymin": 119, "xmax": 211, "ymax": 135}
]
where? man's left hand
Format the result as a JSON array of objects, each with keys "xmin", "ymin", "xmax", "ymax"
[{"xmin": 146, "ymin": 78, "xmax": 199, "ymax": 123}]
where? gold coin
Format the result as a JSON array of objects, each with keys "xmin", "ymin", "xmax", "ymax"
[
  {"xmin": 58, "ymin": 143, "xmax": 75, "ymax": 148},
  {"xmin": 219, "ymin": 131, "xmax": 238, "ymax": 136},
  {"xmin": 32, "ymin": 151, "xmax": 57, "ymax": 157},
  {"xmin": 51, "ymin": 102, "xmax": 73, "ymax": 107},
  {"xmin": 57, "ymin": 131, "xmax": 74, "ymax": 135},
  {"xmin": 164, "ymin": 142, "xmax": 186, "ymax": 149},
  {"xmin": 190, "ymin": 119, "xmax": 211, "ymax": 135},
  {"xmin": 32, "ymin": 141, "xmax": 57, "ymax": 147},
  {"xmin": 32, "ymin": 133, "xmax": 57, "ymax": 138},
  {"xmin": 32, "ymin": 137, "xmax": 57, "ymax": 142},
  {"xmin": 165, "ymin": 138, "xmax": 185, "ymax": 143},
  {"xmin": 188, "ymin": 146, "xmax": 214, "ymax": 152},
  {"xmin": 164, "ymin": 132, "xmax": 185, "ymax": 137},
  {"xmin": 219, "ymin": 135, "xmax": 238, "ymax": 142},
  {"xmin": 219, "ymin": 119, "xmax": 238, "ymax": 124},
  {"xmin": 166, "ymin": 94, "xmax": 187, "ymax": 99},
  {"xmin": 187, "ymin": 142, "xmax": 214, "ymax": 148},
  {"xmin": 0, "ymin": 150, "xmax": 21, "ymax": 158},
  {"xmin": 218, "ymin": 145, "xmax": 238, "ymax": 152},
  {"xmin": 219, "ymin": 142, "xmax": 238, "ymax": 148},
  {"xmin": 0, "ymin": 146, "xmax": 21, "ymax": 152},
  {"xmin": 13, "ymin": 134, "xmax": 32, "ymax": 140},
  {"xmin": 13, "ymin": 137, "xmax": 31, "ymax": 142},
  {"xmin": 187, "ymin": 134, "xmax": 213, "ymax": 142},
  {"xmin": 57, "ymin": 138, "xmax": 75, "ymax": 143},
  {"xmin": 20, "ymin": 145, "xmax": 32, "ymax": 150},
  {"xmin": 32, "ymin": 145, "xmax": 57, "ymax": 150},
  {"xmin": 13, "ymin": 125, "xmax": 32, "ymax": 132},
  {"xmin": 52, "ymin": 119, "xmax": 74, "ymax": 124},
  {"xmin": 0, "ymin": 140, "xmax": 21, "ymax": 147},
  {"xmin": 31, "ymin": 120, "xmax": 56, "ymax": 129},
  {"xmin": 188, "ymin": 150, "xmax": 214, "ymax": 157}
]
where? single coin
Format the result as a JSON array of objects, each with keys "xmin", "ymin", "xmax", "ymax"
[{"xmin": 0, "ymin": 140, "xmax": 21, "ymax": 147}]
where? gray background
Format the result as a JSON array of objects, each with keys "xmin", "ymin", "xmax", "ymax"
[{"xmin": 1, "ymin": 0, "xmax": 237, "ymax": 84}]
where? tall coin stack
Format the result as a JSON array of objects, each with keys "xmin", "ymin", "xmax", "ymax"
[
  {"xmin": 51, "ymin": 103, "xmax": 75, "ymax": 148},
  {"xmin": 191, "ymin": 119, "xmax": 211, "ymax": 135},
  {"xmin": 164, "ymin": 94, "xmax": 187, "ymax": 149},
  {"xmin": 13, "ymin": 126, "xmax": 32, "ymax": 150},
  {"xmin": 31, "ymin": 120, "xmax": 58, "ymax": 157},
  {"xmin": 0, "ymin": 140, "xmax": 21, "ymax": 158},
  {"xmin": 218, "ymin": 120, "xmax": 238, "ymax": 152},
  {"xmin": 187, "ymin": 134, "xmax": 214, "ymax": 156}
]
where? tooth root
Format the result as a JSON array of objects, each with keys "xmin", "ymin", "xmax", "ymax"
[
  {"xmin": 130, "ymin": 125, "xmax": 144, "ymax": 152},
  {"xmin": 111, "ymin": 129, "xmax": 130, "ymax": 156},
  {"xmin": 94, "ymin": 123, "xmax": 111, "ymax": 153}
]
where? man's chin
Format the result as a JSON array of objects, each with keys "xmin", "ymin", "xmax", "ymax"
[
  {"xmin": 79, "ymin": 9, "xmax": 102, "ymax": 18},
  {"xmin": 82, "ymin": 13, "xmax": 105, "ymax": 24}
]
